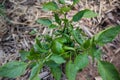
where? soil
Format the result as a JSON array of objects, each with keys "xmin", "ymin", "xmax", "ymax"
[{"xmin": 0, "ymin": 0, "xmax": 120, "ymax": 80}]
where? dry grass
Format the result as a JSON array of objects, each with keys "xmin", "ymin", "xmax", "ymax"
[{"xmin": 0, "ymin": 0, "xmax": 120, "ymax": 80}]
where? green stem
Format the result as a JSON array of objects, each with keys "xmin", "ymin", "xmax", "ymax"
[
  {"xmin": 63, "ymin": 46, "xmax": 75, "ymax": 51},
  {"xmin": 63, "ymin": 13, "xmax": 67, "ymax": 33},
  {"xmin": 43, "ymin": 52, "xmax": 53, "ymax": 63}
]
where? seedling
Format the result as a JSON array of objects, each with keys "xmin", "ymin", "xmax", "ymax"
[{"xmin": 0, "ymin": 0, "xmax": 120, "ymax": 80}]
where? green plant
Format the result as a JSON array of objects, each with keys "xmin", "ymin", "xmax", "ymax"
[{"xmin": 0, "ymin": 0, "xmax": 120, "ymax": 80}]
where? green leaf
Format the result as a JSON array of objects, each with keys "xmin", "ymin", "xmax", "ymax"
[
  {"xmin": 54, "ymin": 13, "xmax": 61, "ymax": 25},
  {"xmin": 19, "ymin": 50, "xmax": 30, "ymax": 61},
  {"xmin": 41, "ymin": 42, "xmax": 50, "ymax": 50},
  {"xmin": 66, "ymin": 54, "xmax": 89, "ymax": 80},
  {"xmin": 50, "ymin": 55, "xmax": 66, "ymax": 64},
  {"xmin": 35, "ymin": 38, "xmax": 49, "ymax": 50},
  {"xmin": 73, "ymin": 0, "xmax": 80, "ymax": 5},
  {"xmin": 73, "ymin": 9, "xmax": 98, "ymax": 22},
  {"xmin": 83, "ymin": 39, "xmax": 91, "ymax": 49},
  {"xmin": 72, "ymin": 10, "xmax": 84, "ymax": 22},
  {"xmin": 34, "ymin": 43, "xmax": 48, "ymax": 53},
  {"xmin": 93, "ymin": 49, "xmax": 102, "ymax": 60},
  {"xmin": 97, "ymin": 60, "xmax": 120, "ymax": 80},
  {"xmin": 29, "ymin": 63, "xmax": 43, "ymax": 80},
  {"xmin": 83, "ymin": 38, "xmax": 102, "ymax": 60},
  {"xmin": 44, "ymin": 35, "xmax": 52, "ymax": 42},
  {"xmin": 74, "ymin": 54, "xmax": 89, "ymax": 70},
  {"xmin": 36, "ymin": 18, "xmax": 52, "ymax": 26},
  {"xmin": 35, "ymin": 38, "xmax": 42, "ymax": 47},
  {"xmin": 27, "ymin": 48, "xmax": 40, "ymax": 60},
  {"xmin": 58, "ymin": 0, "xmax": 65, "ymax": 4},
  {"xmin": 83, "ymin": 9, "xmax": 98, "ymax": 18},
  {"xmin": 51, "ymin": 40, "xmax": 65, "ymax": 54},
  {"xmin": 60, "ymin": 6, "xmax": 71, "ymax": 13},
  {"xmin": 51, "ymin": 66, "xmax": 62, "ymax": 80},
  {"xmin": 0, "ymin": 61, "xmax": 27, "ymax": 78},
  {"xmin": 88, "ymin": 43, "xmax": 102, "ymax": 60},
  {"xmin": 66, "ymin": 61, "xmax": 77, "ymax": 80},
  {"xmin": 71, "ymin": 29, "xmax": 83, "ymax": 45},
  {"xmin": 45, "ymin": 61, "xmax": 59, "ymax": 68},
  {"xmin": 43, "ymin": 1, "xmax": 59, "ymax": 11},
  {"xmin": 29, "ymin": 29, "xmax": 37, "ymax": 35},
  {"xmin": 49, "ymin": 24, "xmax": 58, "ymax": 29},
  {"xmin": 94, "ymin": 26, "xmax": 120, "ymax": 46}
]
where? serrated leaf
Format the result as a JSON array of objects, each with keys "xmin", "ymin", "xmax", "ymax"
[
  {"xmin": 94, "ymin": 25, "xmax": 120, "ymax": 46},
  {"xmin": 43, "ymin": 1, "xmax": 59, "ymax": 11},
  {"xmin": 50, "ymin": 55, "xmax": 66, "ymax": 64},
  {"xmin": 66, "ymin": 61, "xmax": 77, "ymax": 80},
  {"xmin": 49, "ymin": 24, "xmax": 58, "ymax": 29},
  {"xmin": 72, "ymin": 29, "xmax": 83, "ymax": 45},
  {"xmin": 98, "ymin": 60, "xmax": 120, "ymax": 80},
  {"xmin": 51, "ymin": 66, "xmax": 62, "ymax": 80},
  {"xmin": 54, "ymin": 13, "xmax": 61, "ymax": 25},
  {"xmin": 0, "ymin": 61, "xmax": 27, "ymax": 78},
  {"xmin": 29, "ymin": 63, "xmax": 43, "ymax": 80},
  {"xmin": 37, "ymin": 18, "xmax": 52, "ymax": 26},
  {"xmin": 73, "ymin": 9, "xmax": 98, "ymax": 22},
  {"xmin": 74, "ymin": 54, "xmax": 89, "ymax": 70},
  {"xmin": 19, "ymin": 50, "xmax": 30, "ymax": 61}
]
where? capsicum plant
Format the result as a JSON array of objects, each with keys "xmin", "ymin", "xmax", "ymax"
[{"xmin": 0, "ymin": 0, "xmax": 120, "ymax": 80}]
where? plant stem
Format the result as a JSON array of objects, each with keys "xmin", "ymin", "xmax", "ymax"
[
  {"xmin": 63, "ymin": 13, "xmax": 67, "ymax": 33},
  {"xmin": 43, "ymin": 52, "xmax": 53, "ymax": 63}
]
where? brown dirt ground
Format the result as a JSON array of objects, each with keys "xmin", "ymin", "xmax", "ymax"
[{"xmin": 0, "ymin": 0, "xmax": 120, "ymax": 80}]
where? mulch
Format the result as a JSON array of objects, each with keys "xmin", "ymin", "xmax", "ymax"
[{"xmin": 0, "ymin": 0, "xmax": 120, "ymax": 80}]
